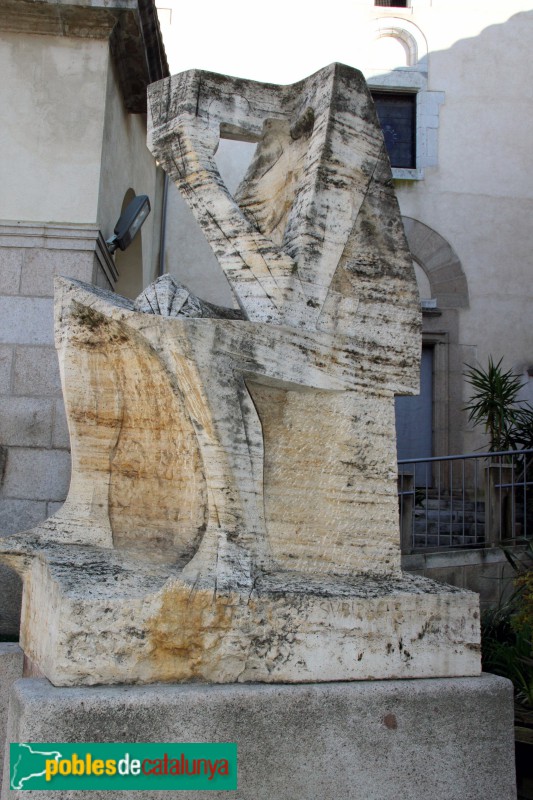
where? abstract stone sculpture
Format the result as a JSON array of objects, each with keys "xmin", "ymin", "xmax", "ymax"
[{"xmin": 0, "ymin": 64, "xmax": 480, "ymax": 686}]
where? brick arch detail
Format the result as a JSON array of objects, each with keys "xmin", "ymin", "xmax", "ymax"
[{"xmin": 402, "ymin": 216, "xmax": 469, "ymax": 309}]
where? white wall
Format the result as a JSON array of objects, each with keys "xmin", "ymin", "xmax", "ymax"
[
  {"xmin": 0, "ymin": 32, "xmax": 108, "ymax": 223},
  {"xmin": 393, "ymin": 8, "xmax": 533, "ymax": 449}
]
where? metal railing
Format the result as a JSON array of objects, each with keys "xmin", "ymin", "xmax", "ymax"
[{"xmin": 398, "ymin": 449, "xmax": 533, "ymax": 552}]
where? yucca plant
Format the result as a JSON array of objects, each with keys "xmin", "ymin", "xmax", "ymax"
[{"xmin": 464, "ymin": 356, "xmax": 533, "ymax": 452}]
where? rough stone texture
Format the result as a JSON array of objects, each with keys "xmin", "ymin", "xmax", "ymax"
[
  {"xmin": 0, "ymin": 644, "xmax": 23, "ymax": 788},
  {"xmin": 46, "ymin": 502, "xmax": 64, "ymax": 518},
  {"xmin": 0, "ymin": 398, "xmax": 54, "ymax": 448},
  {"xmin": 148, "ymin": 64, "xmax": 421, "ymax": 339},
  {"xmin": 12, "ymin": 346, "xmax": 62, "ymax": 397},
  {"xmin": 19, "ymin": 250, "xmax": 91, "ymax": 299},
  {"xmin": 0, "ymin": 496, "xmax": 46, "ymax": 638},
  {"xmin": 0, "ymin": 500, "xmax": 47, "ymax": 537},
  {"xmin": 0, "ymin": 65, "xmax": 480, "ymax": 685},
  {"xmin": 2, "ymin": 675, "xmax": 516, "ymax": 800},
  {"xmin": 0, "ymin": 230, "xmax": 115, "ymax": 641},
  {"xmin": 0, "ymin": 251, "xmax": 23, "ymax": 296},
  {"xmin": 0, "ymin": 347, "xmax": 13, "ymax": 395},
  {"xmin": 1, "ymin": 449, "xmax": 70, "ymax": 502},
  {"xmin": 0, "ymin": 298, "xmax": 54, "ymax": 346}
]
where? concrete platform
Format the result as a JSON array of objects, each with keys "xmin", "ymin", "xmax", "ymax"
[{"xmin": 2, "ymin": 674, "xmax": 516, "ymax": 799}]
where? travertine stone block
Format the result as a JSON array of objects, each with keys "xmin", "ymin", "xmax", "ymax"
[{"xmin": 0, "ymin": 64, "xmax": 480, "ymax": 685}]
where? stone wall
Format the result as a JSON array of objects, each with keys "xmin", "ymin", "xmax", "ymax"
[
  {"xmin": 0, "ymin": 0, "xmax": 168, "ymax": 637},
  {"xmin": 0, "ymin": 224, "xmax": 115, "ymax": 635}
]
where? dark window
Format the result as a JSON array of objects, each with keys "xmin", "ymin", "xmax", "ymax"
[
  {"xmin": 371, "ymin": 91, "xmax": 416, "ymax": 169},
  {"xmin": 374, "ymin": 1, "xmax": 409, "ymax": 6}
]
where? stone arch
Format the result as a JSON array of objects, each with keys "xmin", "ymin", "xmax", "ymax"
[
  {"xmin": 374, "ymin": 18, "xmax": 428, "ymax": 68},
  {"xmin": 375, "ymin": 28, "xmax": 417, "ymax": 66},
  {"xmin": 373, "ymin": 33, "xmax": 412, "ymax": 68},
  {"xmin": 114, "ymin": 189, "xmax": 144, "ymax": 300},
  {"xmin": 402, "ymin": 216, "xmax": 469, "ymax": 308}
]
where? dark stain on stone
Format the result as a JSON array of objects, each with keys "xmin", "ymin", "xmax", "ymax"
[
  {"xmin": 383, "ymin": 713, "xmax": 397, "ymax": 730},
  {"xmin": 73, "ymin": 304, "xmax": 107, "ymax": 332},
  {"xmin": 290, "ymin": 106, "xmax": 315, "ymax": 140}
]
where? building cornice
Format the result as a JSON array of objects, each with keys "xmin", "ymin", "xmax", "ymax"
[
  {"xmin": 0, "ymin": 0, "xmax": 169, "ymax": 112},
  {"xmin": 0, "ymin": 221, "xmax": 119, "ymax": 285}
]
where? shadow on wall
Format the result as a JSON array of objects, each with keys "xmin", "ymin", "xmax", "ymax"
[
  {"xmin": 114, "ymin": 188, "xmax": 144, "ymax": 300},
  {"xmin": 0, "ymin": 566, "xmax": 21, "ymax": 639},
  {"xmin": 426, "ymin": 10, "xmax": 533, "ymax": 199}
]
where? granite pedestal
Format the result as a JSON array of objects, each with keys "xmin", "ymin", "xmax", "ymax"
[{"xmin": 2, "ymin": 674, "xmax": 516, "ymax": 800}]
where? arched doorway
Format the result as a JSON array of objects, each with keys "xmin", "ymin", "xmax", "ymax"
[{"xmin": 396, "ymin": 217, "xmax": 469, "ymax": 467}]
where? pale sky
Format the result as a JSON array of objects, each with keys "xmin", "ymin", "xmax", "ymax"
[
  {"xmin": 155, "ymin": 0, "xmax": 366, "ymax": 85},
  {"xmin": 155, "ymin": 1, "xmax": 529, "ymax": 85}
]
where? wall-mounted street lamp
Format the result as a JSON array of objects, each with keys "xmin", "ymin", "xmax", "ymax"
[{"xmin": 106, "ymin": 195, "xmax": 151, "ymax": 255}]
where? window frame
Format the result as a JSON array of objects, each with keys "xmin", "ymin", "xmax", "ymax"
[
  {"xmin": 371, "ymin": 89, "xmax": 417, "ymax": 171},
  {"xmin": 374, "ymin": 0, "xmax": 410, "ymax": 7}
]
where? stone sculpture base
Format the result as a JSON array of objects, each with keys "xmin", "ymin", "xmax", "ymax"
[
  {"xmin": 11, "ymin": 541, "xmax": 480, "ymax": 685},
  {"xmin": 2, "ymin": 675, "xmax": 516, "ymax": 800}
]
